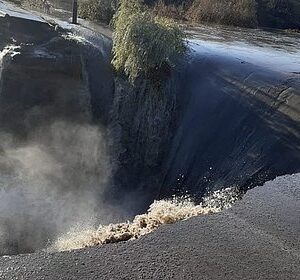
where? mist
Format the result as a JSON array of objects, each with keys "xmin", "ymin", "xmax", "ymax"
[{"xmin": 0, "ymin": 119, "xmax": 124, "ymax": 255}]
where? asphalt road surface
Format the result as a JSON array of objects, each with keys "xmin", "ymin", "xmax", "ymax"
[{"xmin": 0, "ymin": 173, "xmax": 299, "ymax": 279}]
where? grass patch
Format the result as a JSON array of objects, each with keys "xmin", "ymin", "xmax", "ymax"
[
  {"xmin": 186, "ymin": 0, "xmax": 258, "ymax": 27},
  {"xmin": 78, "ymin": 0, "xmax": 118, "ymax": 25},
  {"xmin": 20, "ymin": 0, "xmax": 51, "ymax": 12},
  {"xmin": 152, "ymin": 0, "xmax": 186, "ymax": 21},
  {"xmin": 8, "ymin": 0, "xmax": 300, "ymax": 29}
]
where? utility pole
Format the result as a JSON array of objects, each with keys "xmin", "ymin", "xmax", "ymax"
[{"xmin": 72, "ymin": 0, "xmax": 78, "ymax": 24}]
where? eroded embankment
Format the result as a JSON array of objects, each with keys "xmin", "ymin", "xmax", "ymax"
[{"xmin": 0, "ymin": 1, "xmax": 299, "ymax": 256}]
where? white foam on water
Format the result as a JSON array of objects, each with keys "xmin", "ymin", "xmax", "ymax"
[
  {"xmin": 0, "ymin": 45, "xmax": 21, "ymax": 81},
  {"xmin": 61, "ymin": 32, "xmax": 88, "ymax": 45},
  {"xmin": 49, "ymin": 187, "xmax": 241, "ymax": 252}
]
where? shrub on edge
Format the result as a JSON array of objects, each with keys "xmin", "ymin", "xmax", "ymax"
[{"xmin": 112, "ymin": 0, "xmax": 186, "ymax": 82}]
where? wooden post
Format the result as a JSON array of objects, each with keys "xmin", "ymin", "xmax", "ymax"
[{"xmin": 72, "ymin": 0, "xmax": 78, "ymax": 24}]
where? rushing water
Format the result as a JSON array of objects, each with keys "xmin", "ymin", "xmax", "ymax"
[
  {"xmin": 186, "ymin": 24, "xmax": 300, "ymax": 73},
  {"xmin": 0, "ymin": 0, "xmax": 299, "ymax": 256},
  {"xmin": 49, "ymin": 188, "xmax": 241, "ymax": 252}
]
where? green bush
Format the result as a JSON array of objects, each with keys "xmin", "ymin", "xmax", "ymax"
[
  {"xmin": 112, "ymin": 0, "xmax": 186, "ymax": 81},
  {"xmin": 79, "ymin": 0, "xmax": 118, "ymax": 25}
]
